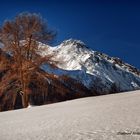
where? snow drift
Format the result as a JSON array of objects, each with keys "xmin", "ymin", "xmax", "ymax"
[{"xmin": 0, "ymin": 90, "xmax": 140, "ymax": 140}]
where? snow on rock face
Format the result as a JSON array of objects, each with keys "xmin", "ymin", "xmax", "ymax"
[{"xmin": 41, "ymin": 39, "xmax": 140, "ymax": 94}]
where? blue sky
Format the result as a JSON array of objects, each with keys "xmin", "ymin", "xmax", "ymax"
[{"xmin": 0, "ymin": 0, "xmax": 140, "ymax": 68}]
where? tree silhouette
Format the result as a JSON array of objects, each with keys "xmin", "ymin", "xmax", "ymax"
[{"xmin": 0, "ymin": 13, "xmax": 55, "ymax": 108}]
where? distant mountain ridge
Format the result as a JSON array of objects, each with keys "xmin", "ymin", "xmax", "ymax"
[
  {"xmin": 42, "ymin": 39, "xmax": 140, "ymax": 94},
  {"xmin": 0, "ymin": 39, "xmax": 140, "ymax": 111}
]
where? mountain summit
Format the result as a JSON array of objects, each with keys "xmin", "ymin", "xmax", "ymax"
[
  {"xmin": 43, "ymin": 39, "xmax": 140, "ymax": 94},
  {"xmin": 0, "ymin": 39, "xmax": 140, "ymax": 111}
]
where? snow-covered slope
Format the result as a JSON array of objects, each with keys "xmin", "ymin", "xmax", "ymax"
[
  {"xmin": 0, "ymin": 90, "xmax": 140, "ymax": 140},
  {"xmin": 42, "ymin": 39, "xmax": 140, "ymax": 94}
]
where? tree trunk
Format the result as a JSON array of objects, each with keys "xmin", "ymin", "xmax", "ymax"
[{"xmin": 21, "ymin": 91, "xmax": 29, "ymax": 108}]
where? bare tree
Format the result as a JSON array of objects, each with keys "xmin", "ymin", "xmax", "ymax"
[{"xmin": 0, "ymin": 13, "xmax": 55, "ymax": 108}]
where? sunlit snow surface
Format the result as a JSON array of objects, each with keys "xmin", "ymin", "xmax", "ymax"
[{"xmin": 0, "ymin": 90, "xmax": 140, "ymax": 140}]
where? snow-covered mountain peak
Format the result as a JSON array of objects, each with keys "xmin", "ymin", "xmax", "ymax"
[
  {"xmin": 57, "ymin": 39, "xmax": 89, "ymax": 51},
  {"xmin": 42, "ymin": 39, "xmax": 140, "ymax": 93},
  {"xmin": 42, "ymin": 39, "xmax": 92, "ymax": 71},
  {"xmin": 60, "ymin": 39, "xmax": 86, "ymax": 47}
]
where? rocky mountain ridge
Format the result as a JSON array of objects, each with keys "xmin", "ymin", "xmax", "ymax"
[
  {"xmin": 0, "ymin": 39, "xmax": 140, "ymax": 111},
  {"xmin": 42, "ymin": 39, "xmax": 140, "ymax": 94}
]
